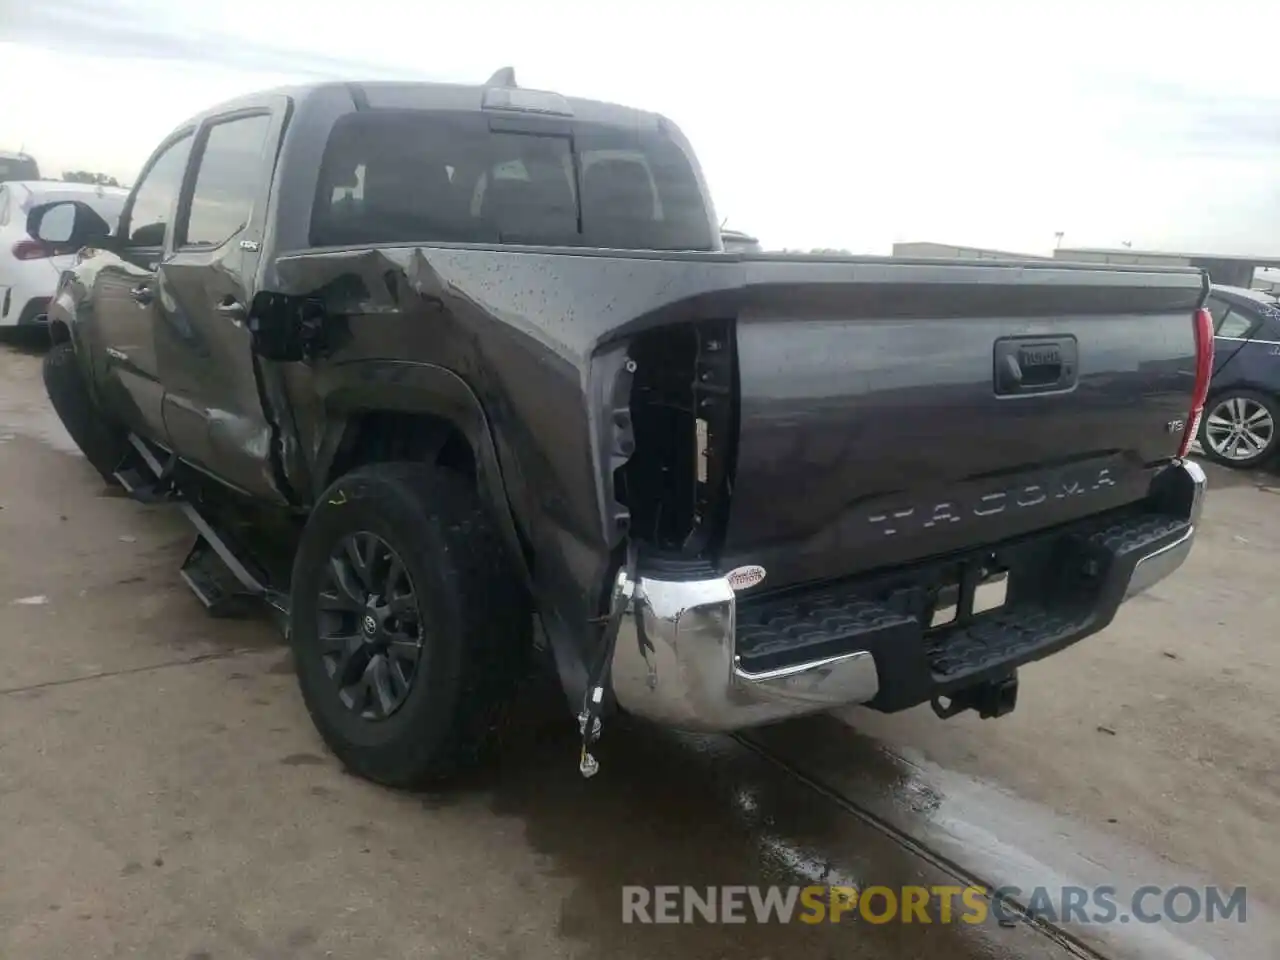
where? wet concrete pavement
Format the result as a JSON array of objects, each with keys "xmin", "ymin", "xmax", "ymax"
[
  {"xmin": 0, "ymin": 646, "xmax": 1089, "ymax": 959},
  {"xmin": 748, "ymin": 717, "xmax": 1275, "ymax": 960},
  {"xmin": 0, "ymin": 433, "xmax": 1075, "ymax": 959},
  {"xmin": 0, "ymin": 342, "xmax": 1273, "ymax": 959}
]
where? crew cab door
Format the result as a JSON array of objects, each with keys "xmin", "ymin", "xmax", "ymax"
[
  {"xmin": 154, "ymin": 100, "xmax": 288, "ymax": 502},
  {"xmin": 91, "ymin": 130, "xmax": 193, "ymax": 442}
]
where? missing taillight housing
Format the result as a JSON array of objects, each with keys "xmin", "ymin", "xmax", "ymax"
[
  {"xmin": 1178, "ymin": 306, "xmax": 1215, "ymax": 458},
  {"xmin": 615, "ymin": 320, "xmax": 736, "ymax": 557}
]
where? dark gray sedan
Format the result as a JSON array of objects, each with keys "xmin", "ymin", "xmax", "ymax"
[{"xmin": 1198, "ymin": 285, "xmax": 1280, "ymax": 468}]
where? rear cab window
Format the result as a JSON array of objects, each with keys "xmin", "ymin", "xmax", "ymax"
[{"xmin": 310, "ymin": 110, "xmax": 713, "ymax": 251}]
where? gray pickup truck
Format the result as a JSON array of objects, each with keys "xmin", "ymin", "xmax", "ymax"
[{"xmin": 30, "ymin": 70, "xmax": 1212, "ymax": 786}]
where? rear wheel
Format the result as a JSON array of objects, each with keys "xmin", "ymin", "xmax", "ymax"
[
  {"xmin": 42, "ymin": 342, "xmax": 128, "ymax": 483},
  {"xmin": 289, "ymin": 462, "xmax": 530, "ymax": 786},
  {"xmin": 1198, "ymin": 389, "xmax": 1279, "ymax": 469}
]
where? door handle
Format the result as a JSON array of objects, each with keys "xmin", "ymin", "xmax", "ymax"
[
  {"xmin": 130, "ymin": 284, "xmax": 154, "ymax": 306},
  {"xmin": 216, "ymin": 298, "xmax": 248, "ymax": 323}
]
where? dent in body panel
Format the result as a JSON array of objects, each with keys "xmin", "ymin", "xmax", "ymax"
[
  {"xmin": 156, "ymin": 249, "xmax": 290, "ymax": 503},
  {"xmin": 263, "ymin": 245, "xmax": 741, "ymax": 699},
  {"xmin": 258, "ymin": 249, "xmax": 1206, "ymax": 698}
]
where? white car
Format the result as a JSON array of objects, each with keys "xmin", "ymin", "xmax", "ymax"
[{"xmin": 0, "ymin": 180, "xmax": 128, "ymax": 328}]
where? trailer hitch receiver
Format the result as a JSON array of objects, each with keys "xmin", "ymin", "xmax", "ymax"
[{"xmin": 931, "ymin": 672, "xmax": 1018, "ymax": 720}]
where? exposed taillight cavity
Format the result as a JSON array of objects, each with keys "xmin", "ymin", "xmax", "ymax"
[
  {"xmin": 613, "ymin": 319, "xmax": 737, "ymax": 559},
  {"xmin": 1179, "ymin": 306, "xmax": 1215, "ymax": 458},
  {"xmin": 12, "ymin": 239, "xmax": 54, "ymax": 261}
]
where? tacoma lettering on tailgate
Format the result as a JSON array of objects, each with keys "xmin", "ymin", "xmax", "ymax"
[{"xmin": 867, "ymin": 467, "xmax": 1117, "ymax": 537}]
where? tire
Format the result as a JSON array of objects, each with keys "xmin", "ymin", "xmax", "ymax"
[
  {"xmin": 42, "ymin": 342, "xmax": 128, "ymax": 484},
  {"xmin": 1197, "ymin": 389, "xmax": 1280, "ymax": 469},
  {"xmin": 289, "ymin": 462, "xmax": 531, "ymax": 787}
]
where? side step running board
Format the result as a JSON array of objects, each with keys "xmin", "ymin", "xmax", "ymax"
[
  {"xmin": 114, "ymin": 447, "xmax": 179, "ymax": 503},
  {"xmin": 118, "ymin": 434, "xmax": 291, "ymax": 629},
  {"xmin": 180, "ymin": 536, "xmax": 258, "ymax": 618}
]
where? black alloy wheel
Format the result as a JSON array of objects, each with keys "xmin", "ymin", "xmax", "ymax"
[
  {"xmin": 289, "ymin": 462, "xmax": 531, "ymax": 787},
  {"xmin": 318, "ymin": 532, "xmax": 423, "ymax": 721}
]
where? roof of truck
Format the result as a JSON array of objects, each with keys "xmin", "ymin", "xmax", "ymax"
[{"xmin": 180, "ymin": 75, "xmax": 662, "ymax": 133}]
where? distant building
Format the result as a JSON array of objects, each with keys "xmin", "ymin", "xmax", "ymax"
[
  {"xmin": 892, "ymin": 241, "xmax": 1047, "ymax": 261},
  {"xmin": 1254, "ymin": 268, "xmax": 1280, "ymax": 296},
  {"xmin": 1054, "ymin": 248, "xmax": 1280, "ymax": 290},
  {"xmin": 894, "ymin": 241, "xmax": 1280, "ymax": 291},
  {"xmin": 721, "ymin": 229, "xmax": 761, "ymax": 253}
]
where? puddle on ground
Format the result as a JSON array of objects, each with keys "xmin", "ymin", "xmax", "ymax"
[
  {"xmin": 747, "ymin": 715, "xmax": 1275, "ymax": 960},
  {"xmin": 414, "ymin": 680, "xmax": 1079, "ymax": 960}
]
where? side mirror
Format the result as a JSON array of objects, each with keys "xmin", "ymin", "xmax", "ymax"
[{"xmin": 26, "ymin": 200, "xmax": 112, "ymax": 249}]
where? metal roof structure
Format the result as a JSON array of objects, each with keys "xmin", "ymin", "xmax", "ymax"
[{"xmin": 1055, "ymin": 247, "xmax": 1280, "ymax": 267}]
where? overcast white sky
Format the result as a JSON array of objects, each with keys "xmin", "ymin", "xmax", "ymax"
[{"xmin": 3, "ymin": 0, "xmax": 1278, "ymax": 255}]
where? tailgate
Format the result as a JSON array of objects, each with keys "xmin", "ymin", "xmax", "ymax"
[{"xmin": 720, "ymin": 257, "xmax": 1207, "ymax": 590}]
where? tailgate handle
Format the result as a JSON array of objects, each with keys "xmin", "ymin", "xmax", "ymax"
[{"xmin": 993, "ymin": 336, "xmax": 1077, "ymax": 396}]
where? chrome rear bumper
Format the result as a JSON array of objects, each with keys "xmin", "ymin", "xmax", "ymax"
[
  {"xmin": 609, "ymin": 576, "xmax": 880, "ymax": 732},
  {"xmin": 1123, "ymin": 459, "xmax": 1205, "ymax": 599},
  {"xmin": 610, "ymin": 459, "xmax": 1206, "ymax": 732}
]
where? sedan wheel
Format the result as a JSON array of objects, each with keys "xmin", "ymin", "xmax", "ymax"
[{"xmin": 1200, "ymin": 392, "xmax": 1279, "ymax": 468}]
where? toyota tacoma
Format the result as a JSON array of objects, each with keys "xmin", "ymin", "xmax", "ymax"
[{"xmin": 30, "ymin": 70, "xmax": 1212, "ymax": 786}]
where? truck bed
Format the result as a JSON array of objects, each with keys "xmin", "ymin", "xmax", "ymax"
[
  {"xmin": 265, "ymin": 244, "xmax": 1205, "ymax": 619},
  {"xmin": 721, "ymin": 255, "xmax": 1204, "ymax": 589}
]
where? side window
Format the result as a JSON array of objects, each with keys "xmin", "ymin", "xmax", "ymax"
[
  {"xmin": 1217, "ymin": 310, "xmax": 1256, "ymax": 340},
  {"xmin": 126, "ymin": 135, "xmax": 193, "ymax": 246},
  {"xmin": 1206, "ymin": 297, "xmax": 1231, "ymax": 328},
  {"xmin": 183, "ymin": 114, "xmax": 272, "ymax": 249},
  {"xmin": 0, "ymin": 187, "xmax": 9, "ymax": 227}
]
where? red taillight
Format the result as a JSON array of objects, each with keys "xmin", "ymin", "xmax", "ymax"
[
  {"xmin": 1178, "ymin": 306, "xmax": 1215, "ymax": 458},
  {"xmin": 11, "ymin": 238, "xmax": 54, "ymax": 261}
]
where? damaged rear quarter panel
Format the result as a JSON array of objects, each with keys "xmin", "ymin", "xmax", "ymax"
[{"xmin": 265, "ymin": 244, "xmax": 741, "ymax": 667}]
